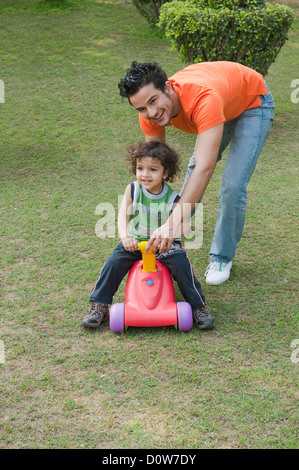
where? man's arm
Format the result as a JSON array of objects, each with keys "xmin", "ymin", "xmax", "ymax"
[
  {"xmin": 144, "ymin": 129, "xmax": 166, "ymax": 143},
  {"xmin": 146, "ymin": 123, "xmax": 224, "ymax": 253}
]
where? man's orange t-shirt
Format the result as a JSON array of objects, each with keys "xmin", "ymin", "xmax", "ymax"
[{"xmin": 139, "ymin": 61, "xmax": 267, "ymax": 136}]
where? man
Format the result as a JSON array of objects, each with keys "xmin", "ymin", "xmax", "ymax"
[{"xmin": 118, "ymin": 61, "xmax": 275, "ymax": 285}]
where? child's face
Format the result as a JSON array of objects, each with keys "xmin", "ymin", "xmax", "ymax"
[{"xmin": 136, "ymin": 156, "xmax": 168, "ymax": 194}]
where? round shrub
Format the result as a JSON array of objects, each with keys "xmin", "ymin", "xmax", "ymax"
[{"xmin": 158, "ymin": 0, "xmax": 295, "ymax": 75}]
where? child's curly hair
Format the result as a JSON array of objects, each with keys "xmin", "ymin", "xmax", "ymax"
[{"xmin": 127, "ymin": 141, "xmax": 180, "ymax": 183}]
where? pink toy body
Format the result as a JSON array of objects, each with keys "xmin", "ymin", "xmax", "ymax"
[
  {"xmin": 125, "ymin": 259, "xmax": 177, "ymax": 327},
  {"xmin": 109, "ymin": 242, "xmax": 193, "ymax": 333}
]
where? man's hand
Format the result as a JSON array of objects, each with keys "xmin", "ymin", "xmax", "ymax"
[
  {"xmin": 121, "ymin": 237, "xmax": 138, "ymax": 252},
  {"xmin": 145, "ymin": 214, "xmax": 191, "ymax": 254},
  {"xmin": 146, "ymin": 215, "xmax": 182, "ymax": 254},
  {"xmin": 146, "ymin": 225, "xmax": 174, "ymax": 254}
]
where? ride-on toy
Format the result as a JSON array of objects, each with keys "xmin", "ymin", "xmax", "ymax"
[{"xmin": 109, "ymin": 241, "xmax": 193, "ymax": 332}]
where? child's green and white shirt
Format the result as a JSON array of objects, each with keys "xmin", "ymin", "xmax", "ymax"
[{"xmin": 129, "ymin": 181, "xmax": 180, "ymax": 242}]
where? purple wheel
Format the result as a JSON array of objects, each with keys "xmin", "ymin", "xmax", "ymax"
[
  {"xmin": 177, "ymin": 302, "xmax": 193, "ymax": 331},
  {"xmin": 110, "ymin": 303, "xmax": 125, "ymax": 333}
]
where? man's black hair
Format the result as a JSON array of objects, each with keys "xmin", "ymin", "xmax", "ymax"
[{"xmin": 118, "ymin": 61, "xmax": 168, "ymax": 99}]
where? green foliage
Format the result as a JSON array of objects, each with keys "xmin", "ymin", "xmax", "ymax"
[
  {"xmin": 158, "ymin": 1, "xmax": 296, "ymax": 75},
  {"xmin": 133, "ymin": 0, "xmax": 267, "ymax": 27},
  {"xmin": 42, "ymin": 0, "xmax": 73, "ymax": 7},
  {"xmin": 132, "ymin": 0, "xmax": 172, "ymax": 27},
  {"xmin": 43, "ymin": 0, "xmax": 69, "ymax": 3},
  {"xmin": 188, "ymin": 0, "xmax": 266, "ymax": 8}
]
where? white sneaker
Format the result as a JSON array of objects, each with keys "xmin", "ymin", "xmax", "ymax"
[{"xmin": 205, "ymin": 260, "xmax": 232, "ymax": 285}]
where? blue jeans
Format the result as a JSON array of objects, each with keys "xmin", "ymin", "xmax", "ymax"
[{"xmin": 181, "ymin": 83, "xmax": 275, "ymax": 263}]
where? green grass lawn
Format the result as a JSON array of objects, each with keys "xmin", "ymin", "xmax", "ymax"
[{"xmin": 0, "ymin": 0, "xmax": 298, "ymax": 449}]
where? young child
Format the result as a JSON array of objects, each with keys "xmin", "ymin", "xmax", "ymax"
[{"xmin": 81, "ymin": 141, "xmax": 214, "ymax": 330}]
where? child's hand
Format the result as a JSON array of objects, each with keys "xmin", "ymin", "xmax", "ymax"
[{"xmin": 121, "ymin": 237, "xmax": 138, "ymax": 252}]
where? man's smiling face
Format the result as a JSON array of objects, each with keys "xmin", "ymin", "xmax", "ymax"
[{"xmin": 129, "ymin": 81, "xmax": 179, "ymax": 127}]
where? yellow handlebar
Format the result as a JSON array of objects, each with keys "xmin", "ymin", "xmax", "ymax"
[{"xmin": 137, "ymin": 241, "xmax": 157, "ymax": 272}]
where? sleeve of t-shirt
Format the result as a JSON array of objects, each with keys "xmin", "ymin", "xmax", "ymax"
[
  {"xmin": 139, "ymin": 114, "xmax": 164, "ymax": 136},
  {"xmin": 192, "ymin": 91, "xmax": 226, "ymax": 134},
  {"xmin": 169, "ymin": 193, "xmax": 180, "ymax": 214}
]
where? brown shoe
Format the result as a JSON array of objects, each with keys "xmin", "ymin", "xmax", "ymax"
[
  {"xmin": 192, "ymin": 305, "xmax": 215, "ymax": 329},
  {"xmin": 81, "ymin": 302, "xmax": 109, "ymax": 328}
]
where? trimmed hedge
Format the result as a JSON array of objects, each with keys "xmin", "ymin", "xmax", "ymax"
[
  {"xmin": 158, "ymin": 0, "xmax": 295, "ymax": 75},
  {"xmin": 133, "ymin": 0, "xmax": 271, "ymax": 27},
  {"xmin": 133, "ymin": 0, "xmax": 295, "ymax": 76}
]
